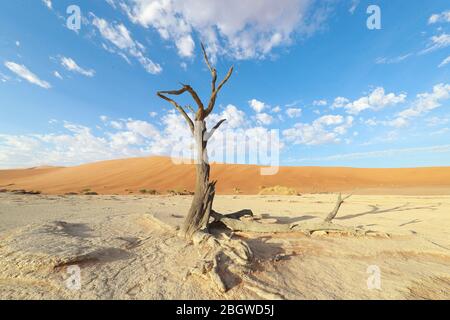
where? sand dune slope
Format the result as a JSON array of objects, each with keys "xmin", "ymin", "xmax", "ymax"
[{"xmin": 1, "ymin": 156, "xmax": 450, "ymax": 195}]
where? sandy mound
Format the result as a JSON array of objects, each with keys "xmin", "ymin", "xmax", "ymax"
[{"xmin": 1, "ymin": 156, "xmax": 450, "ymax": 195}]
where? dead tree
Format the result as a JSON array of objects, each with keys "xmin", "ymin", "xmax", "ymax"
[{"xmin": 157, "ymin": 43, "xmax": 233, "ymax": 239}]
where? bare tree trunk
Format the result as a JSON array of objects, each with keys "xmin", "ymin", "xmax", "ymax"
[
  {"xmin": 182, "ymin": 121, "xmax": 216, "ymax": 238},
  {"xmin": 157, "ymin": 43, "xmax": 232, "ymax": 239}
]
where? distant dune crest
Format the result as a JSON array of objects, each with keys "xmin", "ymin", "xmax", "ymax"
[{"xmin": 1, "ymin": 156, "xmax": 450, "ymax": 195}]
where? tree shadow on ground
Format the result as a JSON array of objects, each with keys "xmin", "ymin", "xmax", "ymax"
[
  {"xmin": 260, "ymin": 213, "xmax": 316, "ymax": 224},
  {"xmin": 335, "ymin": 203, "xmax": 440, "ymax": 221}
]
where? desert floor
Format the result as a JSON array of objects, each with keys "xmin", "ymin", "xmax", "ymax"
[{"xmin": 0, "ymin": 193, "xmax": 449, "ymax": 299}]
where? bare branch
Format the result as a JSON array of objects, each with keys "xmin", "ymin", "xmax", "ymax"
[
  {"xmin": 186, "ymin": 105, "xmax": 195, "ymax": 113},
  {"xmin": 205, "ymin": 66, "xmax": 233, "ymax": 117},
  {"xmin": 205, "ymin": 119, "xmax": 226, "ymax": 140},
  {"xmin": 201, "ymin": 43, "xmax": 218, "ymax": 93},
  {"xmin": 180, "ymin": 83, "xmax": 204, "ymax": 111},
  {"xmin": 324, "ymin": 193, "xmax": 352, "ymax": 223},
  {"xmin": 157, "ymin": 91, "xmax": 194, "ymax": 134}
]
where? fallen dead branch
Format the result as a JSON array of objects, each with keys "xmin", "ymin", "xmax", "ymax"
[
  {"xmin": 210, "ymin": 194, "xmax": 388, "ymax": 237},
  {"xmin": 184, "ymin": 194, "xmax": 389, "ymax": 296}
]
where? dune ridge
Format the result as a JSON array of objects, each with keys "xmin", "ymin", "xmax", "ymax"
[{"xmin": 1, "ymin": 156, "xmax": 450, "ymax": 195}]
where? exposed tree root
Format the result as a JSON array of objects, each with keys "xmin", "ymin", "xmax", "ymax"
[
  {"xmin": 210, "ymin": 194, "xmax": 390, "ymax": 238},
  {"xmin": 212, "ymin": 212, "xmax": 388, "ymax": 237},
  {"xmin": 184, "ymin": 194, "xmax": 390, "ymax": 296},
  {"xmin": 184, "ymin": 230, "xmax": 254, "ymax": 294}
]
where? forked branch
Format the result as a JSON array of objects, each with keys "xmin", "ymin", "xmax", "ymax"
[
  {"xmin": 205, "ymin": 119, "xmax": 226, "ymax": 140},
  {"xmin": 205, "ymin": 66, "xmax": 233, "ymax": 117},
  {"xmin": 200, "ymin": 42, "xmax": 233, "ymax": 118},
  {"xmin": 201, "ymin": 43, "xmax": 217, "ymax": 92},
  {"xmin": 157, "ymin": 91, "xmax": 194, "ymax": 134}
]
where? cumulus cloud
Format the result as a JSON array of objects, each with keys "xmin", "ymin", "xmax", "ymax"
[
  {"xmin": 116, "ymin": 0, "xmax": 324, "ymax": 60},
  {"xmin": 271, "ymin": 106, "xmax": 282, "ymax": 113},
  {"xmin": 91, "ymin": 14, "xmax": 162, "ymax": 74},
  {"xmin": 331, "ymin": 97, "xmax": 349, "ymax": 109},
  {"xmin": 398, "ymin": 83, "xmax": 450, "ymax": 119},
  {"xmin": 283, "ymin": 114, "xmax": 353, "ymax": 145},
  {"xmin": 382, "ymin": 83, "xmax": 450, "ymax": 129},
  {"xmin": 248, "ymin": 99, "xmax": 267, "ymax": 113},
  {"xmin": 428, "ymin": 10, "xmax": 450, "ymax": 24},
  {"xmin": 208, "ymin": 104, "xmax": 247, "ymax": 130},
  {"xmin": 0, "ymin": 103, "xmax": 283, "ymax": 168},
  {"xmin": 255, "ymin": 113, "xmax": 273, "ymax": 125},
  {"xmin": 42, "ymin": 0, "xmax": 52, "ymax": 10},
  {"xmin": 334, "ymin": 87, "xmax": 406, "ymax": 115},
  {"xmin": 60, "ymin": 57, "xmax": 95, "ymax": 77},
  {"xmin": 4, "ymin": 61, "xmax": 51, "ymax": 89},
  {"xmin": 286, "ymin": 108, "xmax": 302, "ymax": 118},
  {"xmin": 312, "ymin": 99, "xmax": 327, "ymax": 106}
]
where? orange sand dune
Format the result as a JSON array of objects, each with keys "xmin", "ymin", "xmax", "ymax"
[{"xmin": 1, "ymin": 156, "xmax": 450, "ymax": 195}]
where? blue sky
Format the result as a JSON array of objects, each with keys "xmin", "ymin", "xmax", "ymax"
[{"xmin": 0, "ymin": 0, "xmax": 449, "ymax": 169}]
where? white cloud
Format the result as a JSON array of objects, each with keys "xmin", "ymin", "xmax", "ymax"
[
  {"xmin": 335, "ymin": 87, "xmax": 406, "ymax": 115},
  {"xmin": 110, "ymin": 121, "xmax": 123, "ymax": 129},
  {"xmin": 386, "ymin": 83, "xmax": 450, "ymax": 128},
  {"xmin": 4, "ymin": 61, "xmax": 51, "ymax": 89},
  {"xmin": 312, "ymin": 99, "xmax": 327, "ymax": 106},
  {"xmin": 375, "ymin": 54, "xmax": 411, "ymax": 64},
  {"xmin": 314, "ymin": 114, "xmax": 343, "ymax": 126},
  {"xmin": 91, "ymin": 14, "xmax": 162, "ymax": 74},
  {"xmin": 298, "ymin": 144, "xmax": 450, "ymax": 162},
  {"xmin": 271, "ymin": 106, "xmax": 281, "ymax": 113},
  {"xmin": 42, "ymin": 0, "xmax": 52, "ymax": 10},
  {"xmin": 364, "ymin": 118, "xmax": 378, "ymax": 126},
  {"xmin": 386, "ymin": 117, "xmax": 408, "ymax": 128},
  {"xmin": 349, "ymin": 0, "xmax": 359, "ymax": 14},
  {"xmin": 255, "ymin": 113, "xmax": 273, "ymax": 125},
  {"xmin": 0, "ymin": 102, "xmax": 284, "ymax": 168},
  {"xmin": 428, "ymin": 10, "xmax": 450, "ymax": 24},
  {"xmin": 176, "ymin": 35, "xmax": 195, "ymax": 57},
  {"xmin": 119, "ymin": 0, "xmax": 323, "ymax": 60},
  {"xmin": 331, "ymin": 97, "xmax": 349, "ymax": 109},
  {"xmin": 286, "ymin": 108, "xmax": 302, "ymax": 118},
  {"xmin": 0, "ymin": 72, "xmax": 10, "ymax": 83},
  {"xmin": 208, "ymin": 104, "xmax": 247, "ymax": 129},
  {"xmin": 149, "ymin": 111, "xmax": 158, "ymax": 117},
  {"xmin": 420, "ymin": 33, "xmax": 450, "ymax": 54},
  {"xmin": 60, "ymin": 57, "xmax": 95, "ymax": 77},
  {"xmin": 426, "ymin": 116, "xmax": 449, "ymax": 127},
  {"xmin": 53, "ymin": 71, "xmax": 63, "ymax": 79},
  {"xmin": 283, "ymin": 114, "xmax": 352, "ymax": 145},
  {"xmin": 398, "ymin": 83, "xmax": 450, "ymax": 119},
  {"xmin": 15, "ymin": 41, "xmax": 20, "ymax": 47},
  {"xmin": 126, "ymin": 119, "xmax": 159, "ymax": 138},
  {"xmin": 438, "ymin": 55, "xmax": 450, "ymax": 68},
  {"xmin": 249, "ymin": 99, "xmax": 267, "ymax": 113}
]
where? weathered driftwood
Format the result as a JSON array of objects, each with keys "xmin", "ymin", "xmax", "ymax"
[
  {"xmin": 324, "ymin": 193, "xmax": 352, "ymax": 222},
  {"xmin": 185, "ymin": 194, "xmax": 388, "ymax": 297},
  {"xmin": 210, "ymin": 194, "xmax": 388, "ymax": 237}
]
